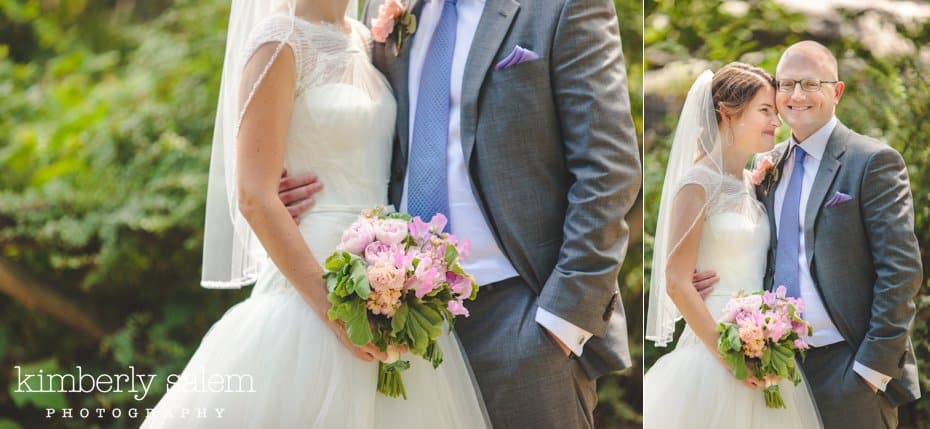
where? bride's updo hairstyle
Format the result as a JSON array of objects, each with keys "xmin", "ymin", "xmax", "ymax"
[{"xmin": 711, "ymin": 62, "xmax": 775, "ymax": 123}]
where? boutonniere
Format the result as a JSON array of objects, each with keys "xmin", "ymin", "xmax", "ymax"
[
  {"xmin": 751, "ymin": 154, "xmax": 780, "ymax": 195},
  {"xmin": 371, "ymin": 0, "xmax": 417, "ymax": 56}
]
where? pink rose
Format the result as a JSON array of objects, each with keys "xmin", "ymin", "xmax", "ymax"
[
  {"xmin": 751, "ymin": 155, "xmax": 775, "ymax": 186},
  {"xmin": 447, "ymin": 300, "xmax": 470, "ymax": 317},
  {"xmin": 375, "ymin": 218, "xmax": 408, "ymax": 245},
  {"xmin": 370, "ymin": 0, "xmax": 405, "ymax": 43},
  {"xmin": 338, "ymin": 218, "xmax": 375, "ymax": 254},
  {"xmin": 370, "ymin": 15, "xmax": 394, "ymax": 43},
  {"xmin": 367, "ymin": 261, "xmax": 405, "ymax": 293}
]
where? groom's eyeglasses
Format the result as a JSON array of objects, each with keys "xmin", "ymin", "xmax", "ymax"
[{"xmin": 776, "ymin": 79, "xmax": 839, "ymax": 92}]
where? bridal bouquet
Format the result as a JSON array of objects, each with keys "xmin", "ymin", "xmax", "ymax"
[
  {"xmin": 323, "ymin": 206, "xmax": 478, "ymax": 399},
  {"xmin": 716, "ymin": 286, "xmax": 813, "ymax": 409}
]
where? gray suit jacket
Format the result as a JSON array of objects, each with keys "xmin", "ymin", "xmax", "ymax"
[
  {"xmin": 363, "ymin": 0, "xmax": 641, "ymax": 377},
  {"xmin": 758, "ymin": 122, "xmax": 922, "ymax": 407}
]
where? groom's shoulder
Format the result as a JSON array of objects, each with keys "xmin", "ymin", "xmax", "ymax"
[{"xmin": 839, "ymin": 123, "xmax": 900, "ymax": 158}]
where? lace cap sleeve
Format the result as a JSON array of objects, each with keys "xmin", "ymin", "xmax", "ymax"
[
  {"xmin": 676, "ymin": 164, "xmax": 722, "ymax": 202},
  {"xmin": 240, "ymin": 14, "xmax": 304, "ymax": 83}
]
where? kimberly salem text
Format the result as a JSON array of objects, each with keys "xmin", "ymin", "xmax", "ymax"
[{"xmin": 13, "ymin": 364, "xmax": 257, "ymax": 402}]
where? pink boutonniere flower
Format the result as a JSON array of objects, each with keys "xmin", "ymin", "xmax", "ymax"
[
  {"xmin": 371, "ymin": 0, "xmax": 417, "ymax": 56},
  {"xmin": 751, "ymin": 155, "xmax": 775, "ymax": 186},
  {"xmin": 752, "ymin": 153, "xmax": 781, "ymax": 196}
]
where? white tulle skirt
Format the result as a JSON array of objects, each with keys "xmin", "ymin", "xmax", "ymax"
[
  {"xmin": 142, "ymin": 211, "xmax": 489, "ymax": 428},
  {"xmin": 644, "ymin": 329, "xmax": 823, "ymax": 428}
]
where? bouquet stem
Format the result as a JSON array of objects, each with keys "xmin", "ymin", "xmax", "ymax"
[
  {"xmin": 378, "ymin": 360, "xmax": 410, "ymax": 399},
  {"xmin": 763, "ymin": 385, "xmax": 785, "ymax": 409}
]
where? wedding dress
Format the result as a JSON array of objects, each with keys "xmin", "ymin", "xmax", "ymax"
[
  {"xmin": 643, "ymin": 164, "xmax": 823, "ymax": 428},
  {"xmin": 142, "ymin": 15, "xmax": 488, "ymax": 428}
]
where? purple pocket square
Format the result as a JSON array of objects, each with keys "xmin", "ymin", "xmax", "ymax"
[
  {"xmin": 494, "ymin": 45, "xmax": 540, "ymax": 71},
  {"xmin": 824, "ymin": 191, "xmax": 853, "ymax": 208}
]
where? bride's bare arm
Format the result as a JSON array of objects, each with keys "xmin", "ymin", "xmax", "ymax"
[
  {"xmin": 665, "ymin": 184, "xmax": 761, "ymax": 388},
  {"xmin": 235, "ymin": 44, "xmax": 384, "ymax": 361},
  {"xmin": 663, "ymin": 184, "xmax": 719, "ymax": 352}
]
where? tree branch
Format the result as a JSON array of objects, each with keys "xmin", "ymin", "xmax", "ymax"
[{"xmin": 0, "ymin": 257, "xmax": 107, "ymax": 341}]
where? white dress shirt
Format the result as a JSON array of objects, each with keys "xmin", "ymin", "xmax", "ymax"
[
  {"xmin": 398, "ymin": 0, "xmax": 592, "ymax": 355},
  {"xmin": 775, "ymin": 116, "xmax": 890, "ymax": 391}
]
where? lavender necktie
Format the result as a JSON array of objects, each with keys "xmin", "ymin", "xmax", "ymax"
[
  {"xmin": 407, "ymin": 0, "xmax": 457, "ymax": 230},
  {"xmin": 773, "ymin": 145, "xmax": 807, "ymax": 298}
]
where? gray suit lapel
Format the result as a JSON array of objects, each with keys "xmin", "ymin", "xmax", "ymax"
[
  {"xmin": 803, "ymin": 123, "xmax": 848, "ymax": 267},
  {"xmin": 460, "ymin": 0, "xmax": 520, "ymax": 165},
  {"xmin": 385, "ymin": 0, "xmax": 425, "ymax": 169},
  {"xmin": 764, "ymin": 143, "xmax": 790, "ymax": 256}
]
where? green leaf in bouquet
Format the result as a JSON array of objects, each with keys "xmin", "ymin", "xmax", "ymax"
[
  {"xmin": 410, "ymin": 300, "xmax": 443, "ymax": 327},
  {"xmin": 391, "ymin": 303, "xmax": 409, "ymax": 337},
  {"xmin": 324, "ymin": 272, "xmax": 339, "ymax": 293},
  {"xmin": 328, "ymin": 299, "xmax": 373, "ymax": 346},
  {"xmin": 347, "ymin": 258, "xmax": 371, "ymax": 299},
  {"xmin": 761, "ymin": 347, "xmax": 773, "ymax": 368},
  {"xmin": 404, "ymin": 312, "xmax": 430, "ymax": 355},
  {"xmin": 325, "ymin": 251, "xmax": 351, "ymax": 271},
  {"xmin": 386, "ymin": 212, "xmax": 412, "ymax": 222},
  {"xmin": 424, "ymin": 340, "xmax": 444, "ymax": 369},
  {"xmin": 444, "ymin": 243, "xmax": 459, "ymax": 266},
  {"xmin": 723, "ymin": 351, "xmax": 749, "ymax": 380}
]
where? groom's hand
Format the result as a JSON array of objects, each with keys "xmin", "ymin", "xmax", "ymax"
[
  {"xmin": 278, "ymin": 169, "xmax": 323, "ymax": 224},
  {"xmin": 543, "ymin": 328, "xmax": 572, "ymax": 357},
  {"xmin": 692, "ymin": 270, "xmax": 719, "ymax": 299}
]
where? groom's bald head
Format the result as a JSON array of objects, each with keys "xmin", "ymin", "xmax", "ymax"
[{"xmin": 777, "ymin": 41, "xmax": 838, "ymax": 80}]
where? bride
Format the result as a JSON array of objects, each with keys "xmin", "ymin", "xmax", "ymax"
[
  {"xmin": 141, "ymin": 0, "xmax": 488, "ymax": 427},
  {"xmin": 643, "ymin": 63, "xmax": 822, "ymax": 428}
]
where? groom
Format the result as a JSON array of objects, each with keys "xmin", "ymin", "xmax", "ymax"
[
  {"xmin": 695, "ymin": 41, "xmax": 921, "ymax": 428},
  {"xmin": 281, "ymin": 0, "xmax": 641, "ymax": 427}
]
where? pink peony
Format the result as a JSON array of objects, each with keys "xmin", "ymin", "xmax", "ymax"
[
  {"xmin": 375, "ymin": 218, "xmax": 408, "ymax": 245},
  {"xmin": 365, "ymin": 241, "xmax": 398, "ymax": 265},
  {"xmin": 367, "ymin": 261, "xmax": 405, "ymax": 293},
  {"xmin": 751, "ymin": 155, "xmax": 775, "ymax": 186},
  {"xmin": 447, "ymin": 300, "xmax": 470, "ymax": 317},
  {"xmin": 338, "ymin": 218, "xmax": 376, "ymax": 254}
]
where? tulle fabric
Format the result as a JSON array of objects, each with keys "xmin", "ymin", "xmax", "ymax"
[
  {"xmin": 644, "ymin": 172, "xmax": 822, "ymax": 428},
  {"xmin": 144, "ymin": 15, "xmax": 489, "ymax": 428}
]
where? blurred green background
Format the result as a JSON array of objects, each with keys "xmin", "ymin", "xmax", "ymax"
[
  {"xmin": 0, "ymin": 0, "xmax": 644, "ymax": 427},
  {"xmin": 643, "ymin": 0, "xmax": 930, "ymax": 427}
]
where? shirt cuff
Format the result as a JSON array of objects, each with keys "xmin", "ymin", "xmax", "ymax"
[
  {"xmin": 852, "ymin": 361, "xmax": 892, "ymax": 392},
  {"xmin": 535, "ymin": 307, "xmax": 593, "ymax": 356}
]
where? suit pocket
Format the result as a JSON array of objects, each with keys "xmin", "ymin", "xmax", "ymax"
[{"xmin": 491, "ymin": 56, "xmax": 548, "ymax": 85}]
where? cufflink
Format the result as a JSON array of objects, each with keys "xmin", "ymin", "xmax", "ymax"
[
  {"xmin": 577, "ymin": 335, "xmax": 585, "ymax": 346},
  {"xmin": 603, "ymin": 292, "xmax": 619, "ymax": 321}
]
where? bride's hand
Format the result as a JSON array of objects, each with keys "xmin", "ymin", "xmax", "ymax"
[
  {"xmin": 326, "ymin": 319, "xmax": 388, "ymax": 362},
  {"xmin": 709, "ymin": 345, "xmax": 762, "ymax": 389}
]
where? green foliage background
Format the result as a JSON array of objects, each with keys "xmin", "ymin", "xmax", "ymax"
[
  {"xmin": 0, "ymin": 0, "xmax": 644, "ymax": 427},
  {"xmin": 643, "ymin": 1, "xmax": 930, "ymax": 427}
]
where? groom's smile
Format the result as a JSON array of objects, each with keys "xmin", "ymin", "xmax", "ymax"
[{"xmin": 775, "ymin": 42, "xmax": 845, "ymax": 141}]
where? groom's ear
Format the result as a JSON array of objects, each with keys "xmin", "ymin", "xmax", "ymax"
[{"xmin": 832, "ymin": 81, "xmax": 845, "ymax": 105}]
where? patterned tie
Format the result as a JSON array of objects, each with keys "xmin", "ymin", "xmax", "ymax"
[
  {"xmin": 407, "ymin": 0, "xmax": 458, "ymax": 229},
  {"xmin": 773, "ymin": 145, "xmax": 807, "ymax": 298}
]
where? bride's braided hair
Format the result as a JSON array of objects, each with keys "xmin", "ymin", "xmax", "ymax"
[{"xmin": 711, "ymin": 62, "xmax": 775, "ymax": 123}]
